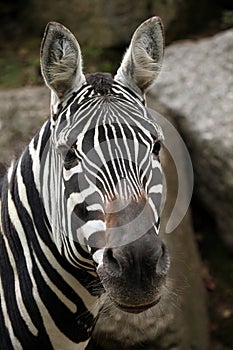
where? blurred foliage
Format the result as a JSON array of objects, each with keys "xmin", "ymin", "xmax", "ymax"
[
  {"xmin": 0, "ymin": 38, "xmax": 42, "ymax": 88},
  {"xmin": 0, "ymin": 42, "xmax": 123, "ymax": 89},
  {"xmin": 0, "ymin": 1, "xmax": 232, "ymax": 89},
  {"xmin": 0, "ymin": 57, "xmax": 40, "ymax": 88},
  {"xmin": 222, "ymin": 10, "xmax": 233, "ymax": 26},
  {"xmin": 82, "ymin": 47, "xmax": 122, "ymax": 75}
]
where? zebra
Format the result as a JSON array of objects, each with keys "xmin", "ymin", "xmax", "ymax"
[{"xmin": 0, "ymin": 17, "xmax": 170, "ymax": 349}]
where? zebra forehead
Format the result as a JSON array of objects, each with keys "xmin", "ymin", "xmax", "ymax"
[{"xmin": 53, "ymin": 74, "xmax": 163, "ymax": 147}]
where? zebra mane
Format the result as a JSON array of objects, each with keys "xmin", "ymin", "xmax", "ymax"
[{"xmin": 85, "ymin": 73, "xmax": 114, "ymax": 96}]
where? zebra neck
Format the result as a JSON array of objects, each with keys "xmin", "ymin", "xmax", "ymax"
[
  {"xmin": 1, "ymin": 121, "xmax": 90, "ymax": 274},
  {"xmin": 1, "ymin": 121, "xmax": 52, "ymax": 239}
]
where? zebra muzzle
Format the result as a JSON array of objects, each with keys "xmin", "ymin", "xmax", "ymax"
[{"xmin": 96, "ymin": 227, "xmax": 170, "ymax": 313}]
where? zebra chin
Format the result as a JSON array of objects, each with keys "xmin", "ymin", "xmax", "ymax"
[{"xmin": 97, "ymin": 266, "xmax": 167, "ymax": 314}]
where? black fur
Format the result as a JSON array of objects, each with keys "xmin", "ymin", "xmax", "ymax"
[{"xmin": 86, "ymin": 73, "xmax": 114, "ymax": 96}]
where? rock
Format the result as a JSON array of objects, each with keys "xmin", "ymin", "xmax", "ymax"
[
  {"xmin": 149, "ymin": 29, "xmax": 233, "ymax": 249},
  {"xmin": 0, "ymin": 86, "xmax": 49, "ymax": 165}
]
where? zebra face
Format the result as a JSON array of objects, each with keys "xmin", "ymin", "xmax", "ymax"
[{"xmin": 41, "ymin": 18, "xmax": 170, "ymax": 313}]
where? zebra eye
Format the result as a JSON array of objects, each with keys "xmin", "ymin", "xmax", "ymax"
[
  {"xmin": 64, "ymin": 146, "xmax": 79, "ymax": 170},
  {"xmin": 152, "ymin": 141, "xmax": 162, "ymax": 156}
]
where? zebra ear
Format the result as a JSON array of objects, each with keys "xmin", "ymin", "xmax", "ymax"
[
  {"xmin": 40, "ymin": 22, "xmax": 85, "ymax": 99},
  {"xmin": 115, "ymin": 17, "xmax": 164, "ymax": 94}
]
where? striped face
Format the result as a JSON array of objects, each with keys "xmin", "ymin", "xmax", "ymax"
[
  {"xmin": 46, "ymin": 75, "xmax": 164, "ymax": 269},
  {"xmin": 40, "ymin": 19, "xmax": 170, "ymax": 313}
]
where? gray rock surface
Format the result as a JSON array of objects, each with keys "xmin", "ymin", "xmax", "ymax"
[
  {"xmin": 150, "ymin": 29, "xmax": 233, "ymax": 249},
  {"xmin": 0, "ymin": 86, "xmax": 49, "ymax": 165}
]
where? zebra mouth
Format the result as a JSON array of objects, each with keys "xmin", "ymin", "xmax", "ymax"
[{"xmin": 114, "ymin": 297, "xmax": 161, "ymax": 314}]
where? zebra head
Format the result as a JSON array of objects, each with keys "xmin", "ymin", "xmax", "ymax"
[{"xmin": 40, "ymin": 17, "xmax": 170, "ymax": 313}]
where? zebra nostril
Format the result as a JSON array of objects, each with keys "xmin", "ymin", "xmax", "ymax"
[
  {"xmin": 104, "ymin": 248, "xmax": 122, "ymax": 278},
  {"xmin": 156, "ymin": 243, "xmax": 170, "ymax": 276}
]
